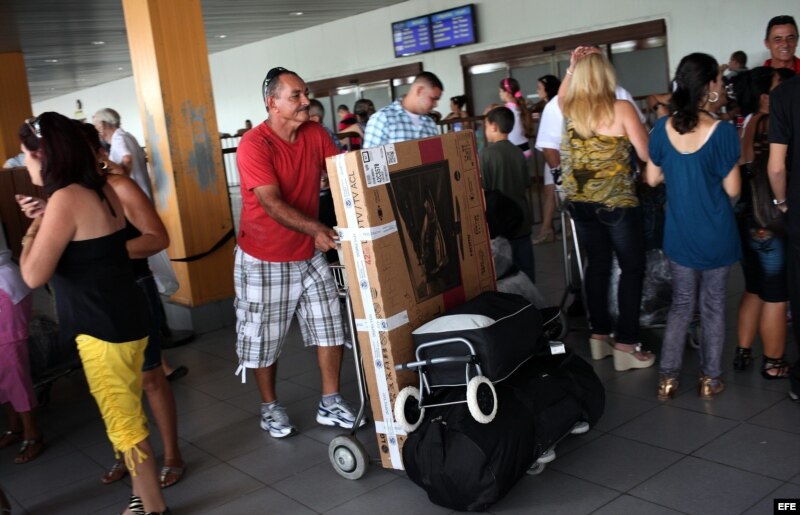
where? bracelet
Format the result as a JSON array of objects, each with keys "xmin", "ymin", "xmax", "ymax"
[
  {"xmin": 566, "ymin": 69, "xmax": 574, "ymax": 76},
  {"xmin": 773, "ymin": 198, "xmax": 787, "ymax": 206},
  {"xmin": 100, "ymin": 160, "xmax": 108, "ymax": 171},
  {"xmin": 21, "ymin": 233, "xmax": 35, "ymax": 246}
]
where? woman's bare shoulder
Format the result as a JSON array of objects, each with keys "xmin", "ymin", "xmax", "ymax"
[{"xmin": 614, "ymin": 99, "xmax": 638, "ymax": 116}]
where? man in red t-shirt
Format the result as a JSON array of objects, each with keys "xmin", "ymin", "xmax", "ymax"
[
  {"xmin": 763, "ymin": 15, "xmax": 800, "ymax": 74},
  {"xmin": 234, "ymin": 67, "xmax": 363, "ymax": 438}
]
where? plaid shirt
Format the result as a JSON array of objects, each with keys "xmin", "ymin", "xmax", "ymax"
[{"xmin": 363, "ymin": 99, "xmax": 439, "ymax": 148}]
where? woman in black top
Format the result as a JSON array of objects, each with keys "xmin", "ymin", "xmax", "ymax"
[{"xmin": 18, "ymin": 112, "xmax": 169, "ymax": 515}]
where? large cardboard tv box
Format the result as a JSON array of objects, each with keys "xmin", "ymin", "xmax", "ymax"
[{"xmin": 326, "ymin": 131, "xmax": 495, "ymax": 469}]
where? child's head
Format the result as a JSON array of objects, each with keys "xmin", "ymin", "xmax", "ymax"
[{"xmin": 484, "ymin": 106, "xmax": 514, "ymax": 142}]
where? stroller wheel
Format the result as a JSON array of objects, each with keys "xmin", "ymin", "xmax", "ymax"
[
  {"xmin": 394, "ymin": 386, "xmax": 425, "ymax": 433},
  {"xmin": 466, "ymin": 376, "xmax": 497, "ymax": 424},
  {"xmin": 540, "ymin": 306, "xmax": 568, "ymax": 341}
]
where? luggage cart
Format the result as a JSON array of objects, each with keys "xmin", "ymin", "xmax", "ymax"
[{"xmin": 327, "ymin": 264, "xmax": 375, "ymax": 480}]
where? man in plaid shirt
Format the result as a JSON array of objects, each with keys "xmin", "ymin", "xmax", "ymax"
[{"xmin": 363, "ymin": 71, "xmax": 444, "ymax": 147}]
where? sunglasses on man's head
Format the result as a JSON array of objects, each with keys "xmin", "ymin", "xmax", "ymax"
[
  {"xmin": 25, "ymin": 116, "xmax": 42, "ymax": 138},
  {"xmin": 262, "ymin": 67, "xmax": 290, "ymax": 99}
]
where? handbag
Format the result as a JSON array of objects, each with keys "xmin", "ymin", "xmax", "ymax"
[
  {"xmin": 749, "ymin": 115, "xmax": 784, "ymax": 233},
  {"xmin": 147, "ymin": 250, "xmax": 179, "ymax": 296}
]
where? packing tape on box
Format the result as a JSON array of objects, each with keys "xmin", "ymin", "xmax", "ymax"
[
  {"xmin": 334, "ymin": 153, "xmax": 404, "ymax": 469},
  {"xmin": 355, "ymin": 310, "xmax": 409, "ymax": 333},
  {"xmin": 336, "ymin": 221, "xmax": 398, "ymax": 242},
  {"xmin": 374, "ymin": 420, "xmax": 407, "ymax": 436}
]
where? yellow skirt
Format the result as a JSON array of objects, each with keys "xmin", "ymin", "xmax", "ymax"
[{"xmin": 76, "ymin": 333, "xmax": 149, "ymax": 475}]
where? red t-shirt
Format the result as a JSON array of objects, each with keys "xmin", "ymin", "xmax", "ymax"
[
  {"xmin": 763, "ymin": 56, "xmax": 800, "ymax": 74},
  {"xmin": 237, "ymin": 121, "xmax": 339, "ymax": 262}
]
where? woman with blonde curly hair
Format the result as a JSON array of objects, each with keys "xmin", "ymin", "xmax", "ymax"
[{"xmin": 559, "ymin": 46, "xmax": 655, "ymax": 372}]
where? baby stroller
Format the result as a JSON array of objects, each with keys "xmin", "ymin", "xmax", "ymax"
[{"xmin": 393, "ymin": 291, "xmax": 563, "ymax": 432}]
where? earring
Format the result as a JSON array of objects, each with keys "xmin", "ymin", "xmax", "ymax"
[{"xmin": 708, "ymin": 91, "xmax": 720, "ymax": 104}]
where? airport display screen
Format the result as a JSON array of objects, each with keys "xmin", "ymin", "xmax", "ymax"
[
  {"xmin": 431, "ymin": 5, "xmax": 477, "ymax": 50},
  {"xmin": 392, "ymin": 15, "xmax": 433, "ymax": 57}
]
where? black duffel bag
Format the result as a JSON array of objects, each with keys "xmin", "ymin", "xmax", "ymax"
[
  {"xmin": 508, "ymin": 351, "xmax": 605, "ymax": 460},
  {"xmin": 402, "ymin": 380, "xmax": 536, "ymax": 512},
  {"xmin": 403, "ymin": 349, "xmax": 604, "ymax": 512}
]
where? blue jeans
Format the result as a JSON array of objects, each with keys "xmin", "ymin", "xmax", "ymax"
[
  {"xmin": 740, "ymin": 225, "xmax": 788, "ymax": 302},
  {"xmin": 659, "ymin": 260, "xmax": 730, "ymax": 379},
  {"xmin": 568, "ymin": 202, "xmax": 645, "ymax": 344}
]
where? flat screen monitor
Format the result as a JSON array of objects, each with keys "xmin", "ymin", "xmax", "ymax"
[
  {"xmin": 392, "ymin": 15, "xmax": 433, "ymax": 57},
  {"xmin": 431, "ymin": 5, "xmax": 477, "ymax": 50}
]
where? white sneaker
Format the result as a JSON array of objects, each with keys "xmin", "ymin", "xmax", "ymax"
[
  {"xmin": 536, "ymin": 448, "xmax": 556, "ymax": 464},
  {"xmin": 570, "ymin": 421, "xmax": 590, "ymax": 434},
  {"xmin": 260, "ymin": 403, "xmax": 297, "ymax": 438},
  {"xmin": 316, "ymin": 395, "xmax": 366, "ymax": 429}
]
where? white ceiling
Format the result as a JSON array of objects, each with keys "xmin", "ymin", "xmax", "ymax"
[{"xmin": 0, "ymin": 0, "xmax": 407, "ymax": 103}]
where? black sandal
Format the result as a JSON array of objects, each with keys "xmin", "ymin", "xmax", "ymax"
[
  {"xmin": 733, "ymin": 347, "xmax": 752, "ymax": 371},
  {"xmin": 762, "ymin": 356, "xmax": 791, "ymax": 379}
]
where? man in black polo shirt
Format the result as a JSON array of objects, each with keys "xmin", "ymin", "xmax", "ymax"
[{"xmin": 768, "ymin": 74, "xmax": 800, "ymax": 400}]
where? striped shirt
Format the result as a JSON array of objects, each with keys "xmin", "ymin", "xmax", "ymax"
[{"xmin": 363, "ymin": 99, "xmax": 438, "ymax": 148}]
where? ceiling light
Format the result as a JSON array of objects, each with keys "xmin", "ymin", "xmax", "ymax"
[
  {"xmin": 92, "ymin": 40, "xmax": 105, "ymax": 45},
  {"xmin": 289, "ymin": 11, "xmax": 304, "ymax": 16},
  {"xmin": 217, "ymin": 34, "xmax": 227, "ymax": 38},
  {"xmin": 44, "ymin": 59, "xmax": 59, "ymax": 63},
  {"xmin": 117, "ymin": 67, "xmax": 124, "ymax": 71}
]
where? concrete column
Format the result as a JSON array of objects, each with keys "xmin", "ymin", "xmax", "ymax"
[
  {"xmin": 122, "ymin": 0, "xmax": 234, "ymax": 307},
  {"xmin": 0, "ymin": 53, "xmax": 32, "ymax": 164}
]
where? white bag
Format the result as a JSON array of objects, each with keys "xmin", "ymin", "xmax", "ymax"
[{"xmin": 147, "ymin": 250, "xmax": 179, "ymax": 296}]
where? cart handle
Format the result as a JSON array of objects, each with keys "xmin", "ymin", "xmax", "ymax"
[{"xmin": 395, "ymin": 355, "xmax": 477, "ymax": 372}]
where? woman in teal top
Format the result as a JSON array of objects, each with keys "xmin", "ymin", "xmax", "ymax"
[{"xmin": 646, "ymin": 53, "xmax": 741, "ymax": 401}]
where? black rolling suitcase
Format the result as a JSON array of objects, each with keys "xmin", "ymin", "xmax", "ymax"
[{"xmin": 402, "ymin": 349, "xmax": 604, "ymax": 512}]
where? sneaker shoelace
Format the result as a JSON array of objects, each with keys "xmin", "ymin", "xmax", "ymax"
[
  {"xmin": 264, "ymin": 405, "xmax": 290, "ymax": 425},
  {"xmin": 326, "ymin": 397, "xmax": 355, "ymax": 420}
]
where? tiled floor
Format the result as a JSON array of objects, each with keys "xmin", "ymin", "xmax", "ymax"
[{"xmin": 2, "ymin": 238, "xmax": 800, "ymax": 515}]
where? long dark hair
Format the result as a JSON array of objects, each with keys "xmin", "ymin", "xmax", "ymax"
[
  {"xmin": 76, "ymin": 121, "xmax": 105, "ymax": 154},
  {"xmin": 731, "ymin": 67, "xmax": 777, "ymax": 117},
  {"xmin": 538, "ymin": 74, "xmax": 561, "ymax": 102},
  {"xmin": 669, "ymin": 53, "xmax": 719, "ymax": 134},
  {"xmin": 19, "ymin": 112, "xmax": 104, "ymax": 197},
  {"xmin": 450, "ymin": 95, "xmax": 467, "ymax": 110},
  {"xmin": 499, "ymin": 77, "xmax": 535, "ymax": 138}
]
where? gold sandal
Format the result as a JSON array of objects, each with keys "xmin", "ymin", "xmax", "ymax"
[{"xmin": 160, "ymin": 462, "xmax": 186, "ymax": 488}]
